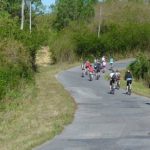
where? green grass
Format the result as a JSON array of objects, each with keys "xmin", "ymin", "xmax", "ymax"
[{"xmin": 0, "ymin": 62, "xmax": 78, "ymax": 150}]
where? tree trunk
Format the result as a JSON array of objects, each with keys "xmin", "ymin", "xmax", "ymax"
[
  {"xmin": 29, "ymin": 0, "xmax": 32, "ymax": 33},
  {"xmin": 21, "ymin": 0, "xmax": 25, "ymax": 30}
]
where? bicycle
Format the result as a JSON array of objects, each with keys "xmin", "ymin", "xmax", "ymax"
[
  {"xmin": 127, "ymin": 83, "xmax": 132, "ymax": 95},
  {"xmin": 115, "ymin": 79, "xmax": 120, "ymax": 90},
  {"xmin": 81, "ymin": 69, "xmax": 85, "ymax": 77},
  {"xmin": 89, "ymin": 71, "xmax": 94, "ymax": 81},
  {"xmin": 95, "ymin": 69, "xmax": 100, "ymax": 80},
  {"xmin": 109, "ymin": 63, "xmax": 113, "ymax": 71},
  {"xmin": 110, "ymin": 82, "xmax": 115, "ymax": 94}
]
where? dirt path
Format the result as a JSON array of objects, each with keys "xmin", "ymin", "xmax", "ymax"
[{"xmin": 36, "ymin": 46, "xmax": 51, "ymax": 66}]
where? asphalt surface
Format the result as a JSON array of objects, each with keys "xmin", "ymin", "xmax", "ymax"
[{"xmin": 34, "ymin": 59, "xmax": 150, "ymax": 150}]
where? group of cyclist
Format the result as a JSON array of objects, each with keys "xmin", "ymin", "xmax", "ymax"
[
  {"xmin": 81, "ymin": 56, "xmax": 133, "ymax": 95},
  {"xmin": 81, "ymin": 56, "xmax": 107, "ymax": 80},
  {"xmin": 109, "ymin": 69, "xmax": 133, "ymax": 95}
]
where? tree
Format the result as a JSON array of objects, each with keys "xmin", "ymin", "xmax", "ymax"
[{"xmin": 53, "ymin": 0, "xmax": 97, "ymax": 30}]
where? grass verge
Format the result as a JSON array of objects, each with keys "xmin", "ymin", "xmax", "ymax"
[{"xmin": 0, "ymin": 62, "xmax": 78, "ymax": 150}]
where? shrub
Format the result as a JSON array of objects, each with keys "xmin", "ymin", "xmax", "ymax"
[
  {"xmin": 129, "ymin": 53, "xmax": 150, "ymax": 88},
  {"xmin": 0, "ymin": 38, "xmax": 33, "ymax": 100}
]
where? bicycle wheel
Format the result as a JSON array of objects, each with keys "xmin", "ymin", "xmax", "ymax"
[
  {"xmin": 128, "ymin": 86, "xmax": 131, "ymax": 95},
  {"xmin": 128, "ymin": 84, "xmax": 131, "ymax": 95}
]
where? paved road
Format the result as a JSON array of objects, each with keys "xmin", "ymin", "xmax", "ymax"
[{"xmin": 34, "ymin": 59, "xmax": 150, "ymax": 150}]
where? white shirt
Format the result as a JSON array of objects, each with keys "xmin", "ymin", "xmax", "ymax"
[
  {"xmin": 102, "ymin": 56, "xmax": 105, "ymax": 62},
  {"xmin": 110, "ymin": 72, "xmax": 115, "ymax": 78},
  {"xmin": 102, "ymin": 61, "xmax": 106, "ymax": 66}
]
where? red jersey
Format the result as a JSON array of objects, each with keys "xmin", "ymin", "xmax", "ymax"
[
  {"xmin": 85, "ymin": 61, "xmax": 90, "ymax": 68},
  {"xmin": 88, "ymin": 66, "xmax": 94, "ymax": 73}
]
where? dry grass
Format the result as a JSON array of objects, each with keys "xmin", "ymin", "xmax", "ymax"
[
  {"xmin": 94, "ymin": 1, "xmax": 150, "ymax": 25},
  {"xmin": 0, "ymin": 48, "xmax": 78, "ymax": 150}
]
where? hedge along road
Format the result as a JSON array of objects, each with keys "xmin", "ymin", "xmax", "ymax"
[{"xmin": 34, "ymin": 58, "xmax": 150, "ymax": 150}]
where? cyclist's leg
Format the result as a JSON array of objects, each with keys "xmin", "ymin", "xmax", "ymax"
[
  {"xmin": 112, "ymin": 80, "xmax": 115, "ymax": 94},
  {"xmin": 126, "ymin": 81, "xmax": 129, "ymax": 93},
  {"xmin": 130, "ymin": 80, "xmax": 132, "ymax": 89},
  {"xmin": 129, "ymin": 80, "xmax": 132, "ymax": 94},
  {"xmin": 110, "ymin": 80, "xmax": 112, "ymax": 91}
]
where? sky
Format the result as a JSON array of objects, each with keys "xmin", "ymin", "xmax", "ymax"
[
  {"xmin": 41, "ymin": 0, "xmax": 55, "ymax": 13},
  {"xmin": 42, "ymin": 0, "xmax": 56, "ymax": 6}
]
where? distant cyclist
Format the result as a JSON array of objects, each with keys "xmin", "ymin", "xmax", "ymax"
[
  {"xmin": 85, "ymin": 60, "xmax": 91, "ymax": 75},
  {"xmin": 81, "ymin": 60, "xmax": 86, "ymax": 70},
  {"xmin": 88, "ymin": 64, "xmax": 94, "ymax": 72},
  {"xmin": 109, "ymin": 57, "xmax": 114, "ymax": 70},
  {"xmin": 95, "ymin": 61, "xmax": 101, "ymax": 72},
  {"xmin": 115, "ymin": 69, "xmax": 121, "ymax": 89},
  {"xmin": 85, "ymin": 60, "xmax": 90, "ymax": 69},
  {"xmin": 101, "ymin": 56, "xmax": 106, "ymax": 63},
  {"xmin": 88, "ymin": 64, "xmax": 94, "ymax": 81},
  {"xmin": 124, "ymin": 70, "xmax": 133, "ymax": 94},
  {"xmin": 81, "ymin": 60, "xmax": 86, "ymax": 77},
  {"xmin": 101, "ymin": 60, "xmax": 106, "ymax": 73},
  {"xmin": 109, "ymin": 70, "xmax": 116, "ymax": 93}
]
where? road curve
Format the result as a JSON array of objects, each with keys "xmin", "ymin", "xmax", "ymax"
[{"xmin": 34, "ymin": 59, "xmax": 150, "ymax": 150}]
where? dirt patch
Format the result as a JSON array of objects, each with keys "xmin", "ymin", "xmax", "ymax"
[{"xmin": 36, "ymin": 47, "xmax": 51, "ymax": 66}]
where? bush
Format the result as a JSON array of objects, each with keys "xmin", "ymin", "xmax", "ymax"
[
  {"xmin": 50, "ymin": 26, "xmax": 77, "ymax": 63},
  {"xmin": 129, "ymin": 53, "xmax": 150, "ymax": 88},
  {"xmin": 0, "ymin": 39, "xmax": 33, "ymax": 100}
]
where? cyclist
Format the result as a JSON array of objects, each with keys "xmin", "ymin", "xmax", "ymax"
[
  {"xmin": 85, "ymin": 60, "xmax": 91, "ymax": 75},
  {"xmin": 88, "ymin": 64, "xmax": 94, "ymax": 81},
  {"xmin": 109, "ymin": 70, "xmax": 116, "ymax": 93},
  {"xmin": 94, "ymin": 60, "xmax": 101, "ymax": 79},
  {"xmin": 124, "ymin": 70, "xmax": 133, "ymax": 94},
  {"xmin": 102, "ymin": 60, "xmax": 107, "ymax": 73},
  {"xmin": 88, "ymin": 64, "xmax": 94, "ymax": 73},
  {"xmin": 115, "ymin": 69, "xmax": 121, "ymax": 89},
  {"xmin": 81, "ymin": 60, "xmax": 85, "ymax": 70},
  {"xmin": 94, "ymin": 58, "xmax": 98, "ymax": 71},
  {"xmin": 94, "ymin": 58, "xmax": 97, "ymax": 64},
  {"xmin": 109, "ymin": 57, "xmax": 114, "ymax": 70},
  {"xmin": 101, "ymin": 56, "xmax": 106, "ymax": 63},
  {"xmin": 81, "ymin": 60, "xmax": 86, "ymax": 77}
]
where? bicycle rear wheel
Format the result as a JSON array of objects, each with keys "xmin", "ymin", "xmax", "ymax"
[{"xmin": 128, "ymin": 84, "xmax": 131, "ymax": 95}]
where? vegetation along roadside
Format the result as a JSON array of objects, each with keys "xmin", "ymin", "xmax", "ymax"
[{"xmin": 0, "ymin": 51, "xmax": 78, "ymax": 150}]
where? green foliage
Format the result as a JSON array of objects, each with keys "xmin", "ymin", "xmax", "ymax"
[
  {"xmin": 0, "ymin": 11, "xmax": 48, "ymax": 71},
  {"xmin": 53, "ymin": 0, "xmax": 96, "ymax": 30},
  {"xmin": 0, "ymin": 0, "xmax": 48, "ymax": 100},
  {"xmin": 0, "ymin": 0, "xmax": 43, "ymax": 17},
  {"xmin": 75, "ymin": 29, "xmax": 102, "ymax": 59},
  {"xmin": 0, "ymin": 39, "xmax": 33, "ymax": 100},
  {"xmin": 99, "ymin": 23, "xmax": 150, "ymax": 54},
  {"xmin": 129, "ymin": 53, "xmax": 150, "ymax": 88},
  {"xmin": 50, "ymin": 26, "xmax": 77, "ymax": 63}
]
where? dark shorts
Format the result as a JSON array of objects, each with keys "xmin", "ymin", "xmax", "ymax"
[
  {"xmin": 95, "ymin": 69, "xmax": 100, "ymax": 73},
  {"xmin": 127, "ymin": 80, "xmax": 132, "ymax": 86},
  {"xmin": 110, "ymin": 79, "xmax": 115, "ymax": 86}
]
